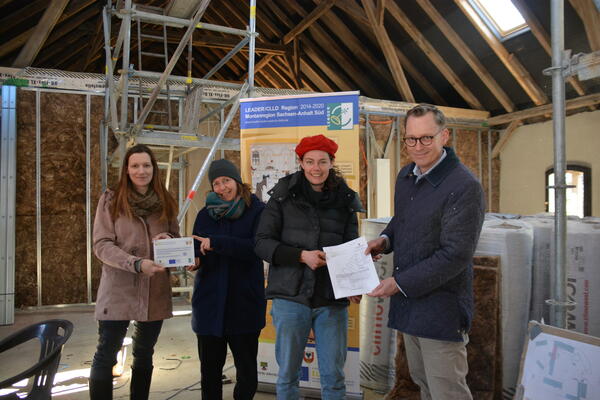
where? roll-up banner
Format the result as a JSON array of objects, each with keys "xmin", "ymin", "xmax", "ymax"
[{"xmin": 240, "ymin": 91, "xmax": 361, "ymax": 397}]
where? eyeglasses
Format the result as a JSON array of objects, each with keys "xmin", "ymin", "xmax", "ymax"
[{"xmin": 402, "ymin": 128, "xmax": 444, "ymax": 147}]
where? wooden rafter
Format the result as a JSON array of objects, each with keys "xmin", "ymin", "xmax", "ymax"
[
  {"xmin": 334, "ymin": 0, "xmax": 369, "ymax": 25},
  {"xmin": 487, "ymin": 93, "xmax": 600, "ymax": 125},
  {"xmin": 301, "ymin": 57, "xmax": 335, "ymax": 92},
  {"xmin": 314, "ymin": 0, "xmax": 444, "ymax": 103},
  {"xmin": 394, "ymin": 47, "xmax": 447, "ymax": 106},
  {"xmin": 12, "ymin": 0, "xmax": 70, "ymax": 67},
  {"xmin": 491, "ymin": 120, "xmax": 521, "ymax": 158},
  {"xmin": 44, "ymin": 4, "xmax": 98, "ymax": 49},
  {"xmin": 268, "ymin": 57, "xmax": 297, "ymax": 89},
  {"xmin": 387, "ymin": 1, "xmax": 483, "ymax": 110},
  {"xmin": 454, "ymin": 0, "xmax": 548, "ymax": 106},
  {"xmin": 282, "ymin": 0, "xmax": 336, "ymax": 45},
  {"xmin": 0, "ymin": 0, "xmax": 48, "ymax": 39},
  {"xmin": 568, "ymin": 0, "xmax": 600, "ymax": 52},
  {"xmin": 415, "ymin": 0, "xmax": 514, "ymax": 112},
  {"xmin": 0, "ymin": 0, "xmax": 96, "ymax": 60},
  {"xmin": 511, "ymin": 0, "xmax": 587, "ymax": 98},
  {"xmin": 377, "ymin": 0, "xmax": 386, "ymax": 25},
  {"xmin": 361, "ymin": 0, "xmax": 414, "ymax": 102},
  {"xmin": 285, "ymin": 1, "xmax": 381, "ymax": 95},
  {"xmin": 82, "ymin": 9, "xmax": 106, "ymax": 72},
  {"xmin": 263, "ymin": 0, "xmax": 352, "ymax": 91},
  {"xmin": 36, "ymin": 29, "xmax": 85, "ymax": 66}
]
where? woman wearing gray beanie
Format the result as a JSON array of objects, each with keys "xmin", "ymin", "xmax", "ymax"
[{"xmin": 187, "ymin": 159, "xmax": 266, "ymax": 400}]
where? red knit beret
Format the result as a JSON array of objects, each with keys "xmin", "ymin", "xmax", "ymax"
[{"xmin": 295, "ymin": 134, "xmax": 338, "ymax": 159}]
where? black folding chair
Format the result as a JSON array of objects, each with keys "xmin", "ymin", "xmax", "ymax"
[{"xmin": 0, "ymin": 319, "xmax": 73, "ymax": 400}]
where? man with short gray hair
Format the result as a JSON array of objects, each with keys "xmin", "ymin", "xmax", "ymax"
[{"xmin": 365, "ymin": 104, "xmax": 485, "ymax": 400}]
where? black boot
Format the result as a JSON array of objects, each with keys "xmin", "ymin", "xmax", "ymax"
[
  {"xmin": 89, "ymin": 378, "xmax": 113, "ymax": 400},
  {"xmin": 130, "ymin": 367, "xmax": 153, "ymax": 400}
]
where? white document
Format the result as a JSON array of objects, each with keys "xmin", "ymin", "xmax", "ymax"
[
  {"xmin": 153, "ymin": 237, "xmax": 194, "ymax": 268},
  {"xmin": 323, "ymin": 236, "xmax": 381, "ymax": 299}
]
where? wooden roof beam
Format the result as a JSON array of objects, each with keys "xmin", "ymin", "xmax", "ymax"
[
  {"xmin": 568, "ymin": 0, "xmax": 600, "ymax": 52},
  {"xmin": 83, "ymin": 8, "xmax": 106, "ymax": 72},
  {"xmin": 314, "ymin": 0, "xmax": 445, "ymax": 104},
  {"xmin": 300, "ymin": 57, "xmax": 335, "ymax": 92},
  {"xmin": 491, "ymin": 120, "xmax": 522, "ymax": 158},
  {"xmin": 0, "ymin": 0, "xmax": 96, "ymax": 60},
  {"xmin": 266, "ymin": 58, "xmax": 297, "ymax": 89},
  {"xmin": 361, "ymin": 0, "xmax": 414, "ymax": 102},
  {"xmin": 377, "ymin": 0, "xmax": 386, "ymax": 25},
  {"xmin": 387, "ymin": 1, "xmax": 483, "ymax": 110},
  {"xmin": 12, "ymin": 0, "xmax": 70, "ymax": 67},
  {"xmin": 282, "ymin": 0, "xmax": 336, "ymax": 45},
  {"xmin": 415, "ymin": 0, "xmax": 514, "ymax": 112},
  {"xmin": 263, "ymin": 0, "xmax": 353, "ymax": 91},
  {"xmin": 454, "ymin": 0, "xmax": 548, "ymax": 106},
  {"xmin": 0, "ymin": 0, "xmax": 47, "ymax": 38},
  {"xmin": 487, "ymin": 92, "xmax": 600, "ymax": 125},
  {"xmin": 511, "ymin": 0, "xmax": 587, "ymax": 98},
  {"xmin": 286, "ymin": 1, "xmax": 381, "ymax": 95},
  {"xmin": 335, "ymin": 0, "xmax": 369, "ymax": 25},
  {"xmin": 394, "ymin": 47, "xmax": 447, "ymax": 106}
]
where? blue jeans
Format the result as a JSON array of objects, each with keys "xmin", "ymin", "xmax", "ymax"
[{"xmin": 271, "ymin": 298, "xmax": 348, "ymax": 400}]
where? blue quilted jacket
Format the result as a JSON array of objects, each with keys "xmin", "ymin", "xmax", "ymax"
[{"xmin": 382, "ymin": 147, "xmax": 485, "ymax": 341}]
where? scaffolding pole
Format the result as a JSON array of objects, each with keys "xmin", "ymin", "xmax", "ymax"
[
  {"xmin": 177, "ymin": 82, "xmax": 249, "ymax": 224},
  {"xmin": 248, "ymin": 0, "xmax": 257, "ymax": 93},
  {"xmin": 549, "ymin": 0, "xmax": 568, "ymax": 329}
]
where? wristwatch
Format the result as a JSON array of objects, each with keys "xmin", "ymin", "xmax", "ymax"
[{"xmin": 134, "ymin": 259, "xmax": 142, "ymax": 273}]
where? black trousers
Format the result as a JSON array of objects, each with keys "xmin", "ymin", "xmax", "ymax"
[
  {"xmin": 90, "ymin": 320, "xmax": 163, "ymax": 381},
  {"xmin": 197, "ymin": 332, "xmax": 260, "ymax": 400}
]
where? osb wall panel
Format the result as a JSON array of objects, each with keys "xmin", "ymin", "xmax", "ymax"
[
  {"xmin": 385, "ymin": 256, "xmax": 501, "ymax": 400},
  {"xmin": 15, "ymin": 91, "xmax": 101, "ymax": 306},
  {"xmin": 15, "ymin": 91, "xmax": 181, "ymax": 307}
]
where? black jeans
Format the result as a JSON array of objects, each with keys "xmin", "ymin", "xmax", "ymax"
[
  {"xmin": 197, "ymin": 332, "xmax": 260, "ymax": 400},
  {"xmin": 90, "ymin": 320, "xmax": 163, "ymax": 381}
]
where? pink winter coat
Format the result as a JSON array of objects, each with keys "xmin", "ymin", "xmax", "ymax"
[{"xmin": 93, "ymin": 189, "xmax": 179, "ymax": 321}]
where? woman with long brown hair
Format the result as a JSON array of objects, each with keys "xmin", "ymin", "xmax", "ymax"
[{"xmin": 89, "ymin": 144, "xmax": 179, "ymax": 400}]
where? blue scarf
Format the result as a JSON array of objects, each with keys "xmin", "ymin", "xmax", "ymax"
[{"xmin": 206, "ymin": 192, "xmax": 246, "ymax": 220}]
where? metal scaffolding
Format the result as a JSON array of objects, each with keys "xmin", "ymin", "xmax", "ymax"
[{"xmin": 101, "ymin": 0, "xmax": 257, "ymax": 223}]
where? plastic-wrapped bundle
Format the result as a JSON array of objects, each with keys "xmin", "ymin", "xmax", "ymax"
[
  {"xmin": 520, "ymin": 217, "xmax": 600, "ymax": 336},
  {"xmin": 485, "ymin": 212, "xmax": 522, "ymax": 220},
  {"xmin": 359, "ymin": 218, "xmax": 394, "ymax": 392},
  {"xmin": 387, "ymin": 327, "xmax": 397, "ymax": 390},
  {"xmin": 474, "ymin": 220, "xmax": 533, "ymax": 394},
  {"xmin": 521, "ymin": 217, "xmax": 553, "ymax": 323},
  {"xmin": 565, "ymin": 219, "xmax": 600, "ymax": 336}
]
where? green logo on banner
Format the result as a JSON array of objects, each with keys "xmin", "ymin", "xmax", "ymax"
[{"xmin": 327, "ymin": 102, "xmax": 353, "ymax": 130}]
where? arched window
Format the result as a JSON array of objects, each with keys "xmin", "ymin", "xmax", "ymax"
[{"xmin": 545, "ymin": 164, "xmax": 591, "ymax": 217}]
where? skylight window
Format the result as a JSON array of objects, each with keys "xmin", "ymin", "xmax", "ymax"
[{"xmin": 470, "ymin": 0, "xmax": 528, "ymax": 39}]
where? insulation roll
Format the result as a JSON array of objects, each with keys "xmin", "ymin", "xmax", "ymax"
[
  {"xmin": 359, "ymin": 218, "xmax": 394, "ymax": 392},
  {"xmin": 475, "ymin": 219, "xmax": 533, "ymax": 394}
]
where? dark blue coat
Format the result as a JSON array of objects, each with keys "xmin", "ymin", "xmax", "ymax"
[
  {"xmin": 382, "ymin": 147, "xmax": 485, "ymax": 342},
  {"xmin": 191, "ymin": 194, "xmax": 266, "ymax": 337}
]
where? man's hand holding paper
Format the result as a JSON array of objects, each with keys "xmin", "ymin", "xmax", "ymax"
[{"xmin": 323, "ymin": 236, "xmax": 381, "ymax": 299}]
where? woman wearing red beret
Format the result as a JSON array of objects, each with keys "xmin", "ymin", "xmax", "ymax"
[{"xmin": 255, "ymin": 134, "xmax": 363, "ymax": 400}]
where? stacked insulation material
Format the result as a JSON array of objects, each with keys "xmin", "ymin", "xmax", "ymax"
[
  {"xmin": 475, "ymin": 219, "xmax": 534, "ymax": 396},
  {"xmin": 359, "ymin": 218, "xmax": 395, "ymax": 392}
]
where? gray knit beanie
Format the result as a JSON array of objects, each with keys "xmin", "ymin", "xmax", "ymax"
[{"xmin": 208, "ymin": 159, "xmax": 242, "ymax": 184}]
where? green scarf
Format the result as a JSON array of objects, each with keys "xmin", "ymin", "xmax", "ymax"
[
  {"xmin": 206, "ymin": 192, "xmax": 246, "ymax": 220},
  {"xmin": 128, "ymin": 187, "xmax": 162, "ymax": 218}
]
